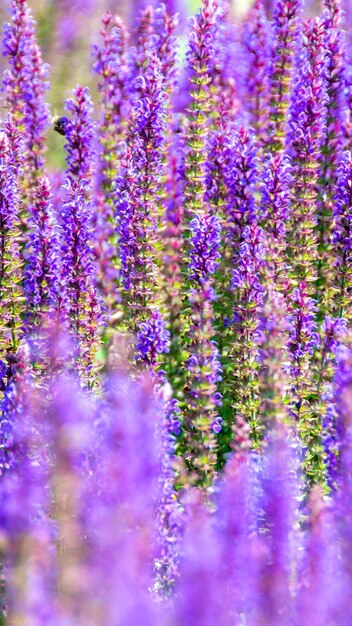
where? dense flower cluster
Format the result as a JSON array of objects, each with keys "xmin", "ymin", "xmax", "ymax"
[{"xmin": 2, "ymin": 0, "xmax": 352, "ymax": 622}]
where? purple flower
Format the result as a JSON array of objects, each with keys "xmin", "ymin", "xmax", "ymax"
[
  {"xmin": 92, "ymin": 14, "xmax": 129, "ymax": 315},
  {"xmin": 332, "ymin": 151, "xmax": 352, "ymax": 319},
  {"xmin": 188, "ymin": 214, "xmax": 221, "ymax": 285},
  {"xmin": 93, "ymin": 10, "xmax": 130, "ymax": 174},
  {"xmin": 154, "ymin": 393, "xmax": 183, "ymax": 596},
  {"xmin": 268, "ymin": 0, "xmax": 302, "ymax": 152},
  {"xmin": 24, "ymin": 176, "xmax": 60, "ymax": 328},
  {"xmin": 228, "ymin": 222, "xmax": 266, "ymax": 445},
  {"xmin": 323, "ymin": 331, "xmax": 352, "ymax": 487},
  {"xmin": 223, "ymin": 126, "xmax": 257, "ymax": 254},
  {"xmin": 183, "ymin": 282, "xmax": 223, "ymax": 484},
  {"xmin": 184, "ymin": 0, "xmax": 222, "ymax": 220},
  {"xmin": 93, "ymin": 12, "xmax": 128, "ymax": 96},
  {"xmin": 259, "ymin": 153, "xmax": 292, "ymax": 286},
  {"xmin": 316, "ymin": 2, "xmax": 346, "ymax": 308},
  {"xmin": 0, "ymin": 344, "xmax": 32, "ymax": 477},
  {"xmin": 258, "ymin": 288, "xmax": 291, "ymax": 431},
  {"xmin": 115, "ymin": 54, "xmax": 167, "ymax": 319},
  {"xmin": 56, "ymin": 86, "xmax": 102, "ymax": 376},
  {"xmin": 129, "ymin": 6, "xmax": 156, "ymax": 82},
  {"xmin": 243, "ymin": 0, "xmax": 271, "ymax": 145},
  {"xmin": 154, "ymin": 3, "xmax": 179, "ymax": 92},
  {"xmin": 286, "ymin": 282, "xmax": 327, "ymax": 482},
  {"xmin": 135, "ymin": 308, "xmax": 170, "ymax": 366},
  {"xmin": 319, "ymin": 0, "xmax": 345, "ymax": 192},
  {"xmin": 64, "ymin": 85, "xmax": 96, "ymax": 185},
  {"xmin": 175, "ymin": 492, "xmax": 223, "ymax": 626},
  {"xmin": 57, "ymin": 179, "xmax": 103, "ymax": 377},
  {"xmin": 287, "ymin": 284, "xmax": 320, "ymax": 376},
  {"xmin": 232, "ymin": 224, "xmax": 265, "ymax": 296},
  {"xmin": 288, "ymin": 16, "xmax": 328, "ymax": 289},
  {"xmin": 182, "ymin": 204, "xmax": 223, "ymax": 484},
  {"xmin": 0, "ymin": 120, "xmax": 24, "ymax": 361},
  {"xmin": 162, "ymin": 151, "xmax": 184, "ymax": 332},
  {"xmin": 2, "ymin": 0, "xmax": 50, "ymax": 177}
]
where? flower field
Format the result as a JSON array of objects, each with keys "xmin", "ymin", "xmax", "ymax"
[{"xmin": 1, "ymin": 0, "xmax": 352, "ymax": 623}]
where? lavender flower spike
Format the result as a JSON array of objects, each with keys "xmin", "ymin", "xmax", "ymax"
[
  {"xmin": 184, "ymin": 0, "xmax": 221, "ymax": 219},
  {"xmin": 115, "ymin": 54, "xmax": 167, "ymax": 322},
  {"xmin": 0, "ymin": 120, "xmax": 24, "ymax": 373},
  {"xmin": 92, "ymin": 10, "xmax": 130, "ymax": 192},
  {"xmin": 24, "ymin": 176, "xmax": 60, "ymax": 330},
  {"xmin": 64, "ymin": 85, "xmax": 96, "ymax": 187},
  {"xmin": 259, "ymin": 152, "xmax": 292, "ymax": 288},
  {"xmin": 317, "ymin": 0, "xmax": 346, "ymax": 309},
  {"xmin": 2, "ymin": 0, "xmax": 50, "ymax": 179},
  {"xmin": 135, "ymin": 308, "xmax": 170, "ymax": 368},
  {"xmin": 268, "ymin": 0, "xmax": 302, "ymax": 153},
  {"xmin": 243, "ymin": 0, "xmax": 271, "ymax": 147},
  {"xmin": 92, "ymin": 14, "xmax": 129, "ymax": 315},
  {"xmin": 58, "ymin": 85, "xmax": 102, "ymax": 378},
  {"xmin": 288, "ymin": 17, "xmax": 328, "ymax": 291},
  {"xmin": 230, "ymin": 222, "xmax": 265, "ymax": 447},
  {"xmin": 286, "ymin": 282, "xmax": 323, "ymax": 483},
  {"xmin": 258, "ymin": 287, "xmax": 291, "ymax": 434},
  {"xmin": 331, "ymin": 151, "xmax": 352, "ymax": 321},
  {"xmin": 58, "ymin": 179, "xmax": 103, "ymax": 380},
  {"xmin": 183, "ymin": 213, "xmax": 222, "ymax": 485}
]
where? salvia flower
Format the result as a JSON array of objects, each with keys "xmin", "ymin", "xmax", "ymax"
[
  {"xmin": 188, "ymin": 214, "xmax": 221, "ymax": 286},
  {"xmin": 315, "ymin": 0, "xmax": 346, "ymax": 311},
  {"xmin": 268, "ymin": 0, "xmax": 302, "ymax": 152},
  {"xmin": 243, "ymin": 0, "xmax": 272, "ymax": 146},
  {"xmin": 286, "ymin": 282, "xmax": 325, "ymax": 483},
  {"xmin": 323, "ymin": 332, "xmax": 352, "ymax": 488},
  {"xmin": 258, "ymin": 288, "xmax": 291, "ymax": 434},
  {"xmin": 230, "ymin": 222, "xmax": 266, "ymax": 447},
  {"xmin": 154, "ymin": 3, "xmax": 179, "ymax": 93},
  {"xmin": 319, "ymin": 0, "xmax": 345, "ymax": 222},
  {"xmin": 24, "ymin": 176, "xmax": 60, "ymax": 329},
  {"xmin": 286, "ymin": 282, "xmax": 319, "ymax": 395},
  {"xmin": 2, "ymin": 0, "xmax": 50, "ymax": 179},
  {"xmin": 58, "ymin": 179, "xmax": 103, "ymax": 379},
  {"xmin": 129, "ymin": 6, "xmax": 156, "ymax": 82},
  {"xmin": 288, "ymin": 16, "xmax": 328, "ymax": 290},
  {"xmin": 223, "ymin": 126, "xmax": 257, "ymax": 251},
  {"xmin": 305, "ymin": 316, "xmax": 347, "ymax": 489},
  {"xmin": 182, "ymin": 212, "xmax": 222, "ymax": 486},
  {"xmin": 256, "ymin": 432, "xmax": 299, "ymax": 625},
  {"xmin": 93, "ymin": 11, "xmax": 130, "ymax": 133},
  {"xmin": 297, "ymin": 488, "xmax": 339, "ymax": 625},
  {"xmin": 154, "ymin": 391, "xmax": 183, "ymax": 597},
  {"xmin": 92, "ymin": 13, "xmax": 130, "ymax": 316},
  {"xmin": 161, "ymin": 152, "xmax": 185, "ymax": 393},
  {"xmin": 93, "ymin": 10, "xmax": 130, "ymax": 191},
  {"xmin": 135, "ymin": 308, "xmax": 171, "ymax": 367},
  {"xmin": 332, "ymin": 151, "xmax": 352, "ymax": 320},
  {"xmin": 115, "ymin": 54, "xmax": 167, "ymax": 322},
  {"xmin": 184, "ymin": 0, "xmax": 222, "ymax": 219},
  {"xmin": 0, "ymin": 120, "xmax": 24, "ymax": 371},
  {"xmin": 259, "ymin": 152, "xmax": 292, "ymax": 288},
  {"xmin": 64, "ymin": 85, "xmax": 96, "ymax": 185}
]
